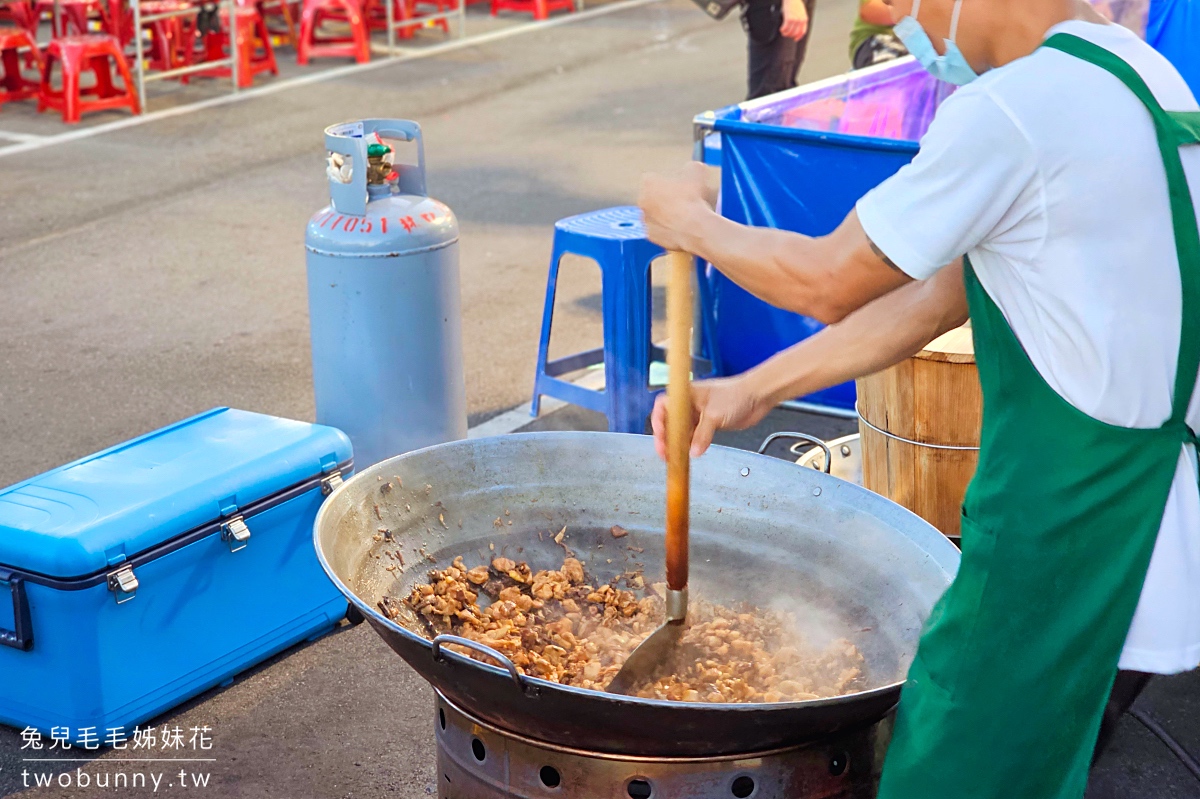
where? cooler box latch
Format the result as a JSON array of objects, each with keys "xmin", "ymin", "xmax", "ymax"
[
  {"xmin": 106, "ymin": 565, "xmax": 139, "ymax": 604},
  {"xmin": 321, "ymin": 470, "xmax": 344, "ymax": 495},
  {"xmin": 220, "ymin": 516, "xmax": 251, "ymax": 553}
]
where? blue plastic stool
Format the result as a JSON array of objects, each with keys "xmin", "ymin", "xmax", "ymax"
[{"xmin": 531, "ymin": 206, "xmax": 719, "ymax": 434}]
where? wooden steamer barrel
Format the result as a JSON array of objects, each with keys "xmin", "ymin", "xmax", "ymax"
[{"xmin": 856, "ymin": 324, "xmax": 981, "ymax": 539}]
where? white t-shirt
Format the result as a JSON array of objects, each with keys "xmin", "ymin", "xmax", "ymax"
[{"xmin": 857, "ymin": 19, "xmax": 1200, "ymax": 674}]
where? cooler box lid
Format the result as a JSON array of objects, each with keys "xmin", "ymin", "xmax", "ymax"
[{"xmin": 0, "ymin": 408, "xmax": 352, "ymax": 580}]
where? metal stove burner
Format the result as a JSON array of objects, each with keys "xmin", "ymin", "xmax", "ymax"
[{"xmin": 434, "ymin": 693, "xmax": 889, "ymax": 799}]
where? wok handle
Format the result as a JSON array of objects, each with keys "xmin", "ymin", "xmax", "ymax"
[
  {"xmin": 757, "ymin": 432, "xmax": 832, "ymax": 474},
  {"xmin": 432, "ymin": 635, "xmax": 528, "ymax": 692},
  {"xmin": 665, "ymin": 251, "xmax": 692, "ymax": 593}
]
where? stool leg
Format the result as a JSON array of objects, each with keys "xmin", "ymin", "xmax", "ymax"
[
  {"xmin": 530, "ymin": 250, "xmax": 565, "ymax": 418},
  {"xmin": 109, "ymin": 46, "xmax": 140, "ymax": 114},
  {"xmin": 281, "ymin": 0, "xmax": 298, "ymax": 46},
  {"xmin": 236, "ymin": 14, "xmax": 253, "ymax": 86},
  {"xmin": 61, "ymin": 50, "xmax": 81, "ymax": 123},
  {"xmin": 1, "ymin": 47, "xmax": 20, "ymax": 92},
  {"xmin": 693, "ymin": 257, "xmax": 722, "ymax": 377},
  {"xmin": 599, "ymin": 256, "xmax": 653, "ymax": 434},
  {"xmin": 296, "ymin": 2, "xmax": 315, "ymax": 64},
  {"xmin": 257, "ymin": 16, "xmax": 278, "ymax": 75},
  {"xmin": 36, "ymin": 49, "xmax": 53, "ymax": 112},
  {"xmin": 350, "ymin": 1, "xmax": 368, "ymax": 63},
  {"xmin": 90, "ymin": 53, "xmax": 115, "ymax": 96}
]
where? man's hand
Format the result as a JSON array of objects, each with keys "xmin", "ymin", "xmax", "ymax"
[
  {"xmin": 650, "ymin": 375, "xmax": 773, "ymax": 460},
  {"xmin": 638, "ymin": 162, "xmax": 718, "ymax": 253},
  {"xmin": 780, "ymin": 0, "xmax": 808, "ymax": 40}
]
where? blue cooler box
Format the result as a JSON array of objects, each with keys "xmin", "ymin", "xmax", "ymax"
[{"xmin": 0, "ymin": 408, "xmax": 353, "ymax": 741}]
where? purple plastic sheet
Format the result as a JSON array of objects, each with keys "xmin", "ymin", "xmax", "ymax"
[
  {"xmin": 741, "ymin": 59, "xmax": 955, "ymax": 142},
  {"xmin": 734, "ymin": 0, "xmax": 1150, "ymax": 145}
]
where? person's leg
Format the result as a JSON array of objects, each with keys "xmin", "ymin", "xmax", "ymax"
[
  {"xmin": 1092, "ymin": 670, "xmax": 1153, "ymax": 766},
  {"xmin": 743, "ymin": 0, "xmax": 815, "ymax": 99},
  {"xmin": 742, "ymin": 0, "xmax": 779, "ymax": 100}
]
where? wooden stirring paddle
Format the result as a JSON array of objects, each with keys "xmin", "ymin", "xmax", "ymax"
[{"xmin": 606, "ymin": 251, "xmax": 692, "ymax": 695}]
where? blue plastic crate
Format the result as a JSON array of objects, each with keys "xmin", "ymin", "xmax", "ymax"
[
  {"xmin": 695, "ymin": 59, "xmax": 953, "ymax": 412},
  {"xmin": 0, "ymin": 408, "xmax": 352, "ymax": 742}
]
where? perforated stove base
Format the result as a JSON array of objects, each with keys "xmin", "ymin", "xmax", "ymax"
[{"xmin": 434, "ymin": 693, "xmax": 887, "ymax": 799}]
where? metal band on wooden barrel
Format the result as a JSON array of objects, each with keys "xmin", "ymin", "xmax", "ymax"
[{"xmin": 855, "ymin": 404, "xmax": 981, "ymax": 452}]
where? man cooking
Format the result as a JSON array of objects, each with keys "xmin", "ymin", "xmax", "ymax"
[{"xmin": 639, "ymin": 0, "xmax": 1200, "ymax": 795}]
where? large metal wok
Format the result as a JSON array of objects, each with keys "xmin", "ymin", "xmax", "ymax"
[{"xmin": 314, "ymin": 432, "xmax": 958, "ymax": 757}]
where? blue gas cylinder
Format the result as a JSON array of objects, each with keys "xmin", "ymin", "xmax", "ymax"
[{"xmin": 306, "ymin": 119, "xmax": 467, "ymax": 469}]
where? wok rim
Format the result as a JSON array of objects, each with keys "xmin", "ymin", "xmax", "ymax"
[{"xmin": 313, "ymin": 432, "xmax": 950, "ymax": 714}]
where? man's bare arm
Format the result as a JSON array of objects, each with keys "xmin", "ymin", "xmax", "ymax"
[
  {"xmin": 742, "ymin": 261, "xmax": 968, "ymax": 408},
  {"xmin": 639, "ymin": 165, "xmax": 909, "ymax": 324},
  {"xmin": 650, "ymin": 262, "xmax": 968, "ymax": 457}
]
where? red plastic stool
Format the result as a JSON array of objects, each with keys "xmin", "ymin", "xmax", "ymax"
[
  {"xmin": 139, "ymin": 0, "xmax": 196, "ymax": 71},
  {"xmin": 34, "ymin": 0, "xmax": 107, "ymax": 36},
  {"xmin": 253, "ymin": 0, "xmax": 298, "ymax": 46},
  {"xmin": 363, "ymin": 0, "xmax": 416, "ymax": 37},
  {"xmin": 296, "ymin": 0, "xmax": 368, "ymax": 64},
  {"xmin": 2, "ymin": 1, "xmax": 39, "ymax": 36},
  {"xmin": 37, "ymin": 33, "xmax": 140, "ymax": 123},
  {"xmin": 408, "ymin": 0, "xmax": 452, "ymax": 32},
  {"xmin": 491, "ymin": 0, "xmax": 571, "ymax": 19},
  {"xmin": 194, "ymin": 6, "xmax": 277, "ymax": 87},
  {"xmin": 0, "ymin": 28, "xmax": 43, "ymax": 107}
]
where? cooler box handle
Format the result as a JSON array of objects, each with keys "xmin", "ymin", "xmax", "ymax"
[{"xmin": 0, "ymin": 569, "xmax": 33, "ymax": 651}]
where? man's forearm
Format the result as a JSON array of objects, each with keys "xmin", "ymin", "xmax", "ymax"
[
  {"xmin": 741, "ymin": 263, "xmax": 968, "ymax": 406},
  {"xmin": 684, "ymin": 207, "xmax": 834, "ymax": 319},
  {"xmin": 682, "ymin": 206, "xmax": 908, "ymax": 324}
]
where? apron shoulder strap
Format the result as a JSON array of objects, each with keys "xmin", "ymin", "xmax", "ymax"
[
  {"xmin": 1170, "ymin": 111, "xmax": 1200, "ymax": 146},
  {"xmin": 1043, "ymin": 32, "xmax": 1200, "ymax": 429}
]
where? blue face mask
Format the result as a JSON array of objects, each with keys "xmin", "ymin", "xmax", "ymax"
[{"xmin": 894, "ymin": 0, "xmax": 979, "ymax": 85}]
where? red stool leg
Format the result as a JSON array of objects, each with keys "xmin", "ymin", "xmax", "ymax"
[
  {"xmin": 68, "ymin": 5, "xmax": 89, "ymax": 34},
  {"xmin": 343, "ymin": 0, "xmax": 364, "ymax": 62},
  {"xmin": 61, "ymin": 48, "xmax": 82, "ymax": 123},
  {"xmin": 1, "ymin": 47, "xmax": 20, "ymax": 94},
  {"xmin": 90, "ymin": 53, "xmax": 115, "ymax": 96},
  {"xmin": 36, "ymin": 48, "xmax": 54, "ymax": 112},
  {"xmin": 296, "ymin": 0, "xmax": 316, "ymax": 64},
  {"xmin": 149, "ymin": 20, "xmax": 169, "ymax": 69},
  {"xmin": 255, "ymin": 15, "xmax": 277, "ymax": 75},
  {"xmin": 107, "ymin": 43, "xmax": 140, "ymax": 114},
  {"xmin": 234, "ymin": 13, "xmax": 251, "ymax": 86}
]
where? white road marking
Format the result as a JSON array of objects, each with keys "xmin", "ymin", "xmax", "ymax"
[
  {"xmin": 0, "ymin": 0, "xmax": 661, "ymax": 160},
  {"xmin": 468, "ymin": 368, "xmax": 607, "ymax": 437},
  {"xmin": 468, "ymin": 397, "xmax": 565, "ymax": 438},
  {"xmin": 0, "ymin": 130, "xmax": 47, "ymax": 143}
]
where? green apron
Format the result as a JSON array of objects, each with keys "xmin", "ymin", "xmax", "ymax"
[{"xmin": 876, "ymin": 33, "xmax": 1200, "ymax": 799}]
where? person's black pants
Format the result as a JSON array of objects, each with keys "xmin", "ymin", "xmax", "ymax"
[
  {"xmin": 743, "ymin": 0, "xmax": 816, "ymax": 100},
  {"xmin": 1093, "ymin": 670, "xmax": 1153, "ymax": 765}
]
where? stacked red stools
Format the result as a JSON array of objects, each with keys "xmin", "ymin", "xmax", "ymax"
[
  {"xmin": 138, "ymin": 0, "xmax": 196, "ymax": 71},
  {"xmin": 37, "ymin": 33, "xmax": 139, "ymax": 122},
  {"xmin": 0, "ymin": 28, "xmax": 43, "ymax": 108},
  {"xmin": 196, "ymin": 5, "xmax": 277, "ymax": 87},
  {"xmin": 34, "ymin": 0, "xmax": 108, "ymax": 36},
  {"xmin": 253, "ymin": 0, "xmax": 298, "ymax": 47},
  {"xmin": 408, "ymin": 0, "xmax": 452, "ymax": 32},
  {"xmin": 296, "ymin": 0, "xmax": 368, "ymax": 64},
  {"xmin": 2, "ymin": 1, "xmax": 39, "ymax": 36},
  {"xmin": 491, "ymin": 0, "xmax": 571, "ymax": 19},
  {"xmin": 363, "ymin": 0, "xmax": 415, "ymax": 37}
]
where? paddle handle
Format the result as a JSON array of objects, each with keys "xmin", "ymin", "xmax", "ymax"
[{"xmin": 665, "ymin": 251, "xmax": 692, "ymax": 593}]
